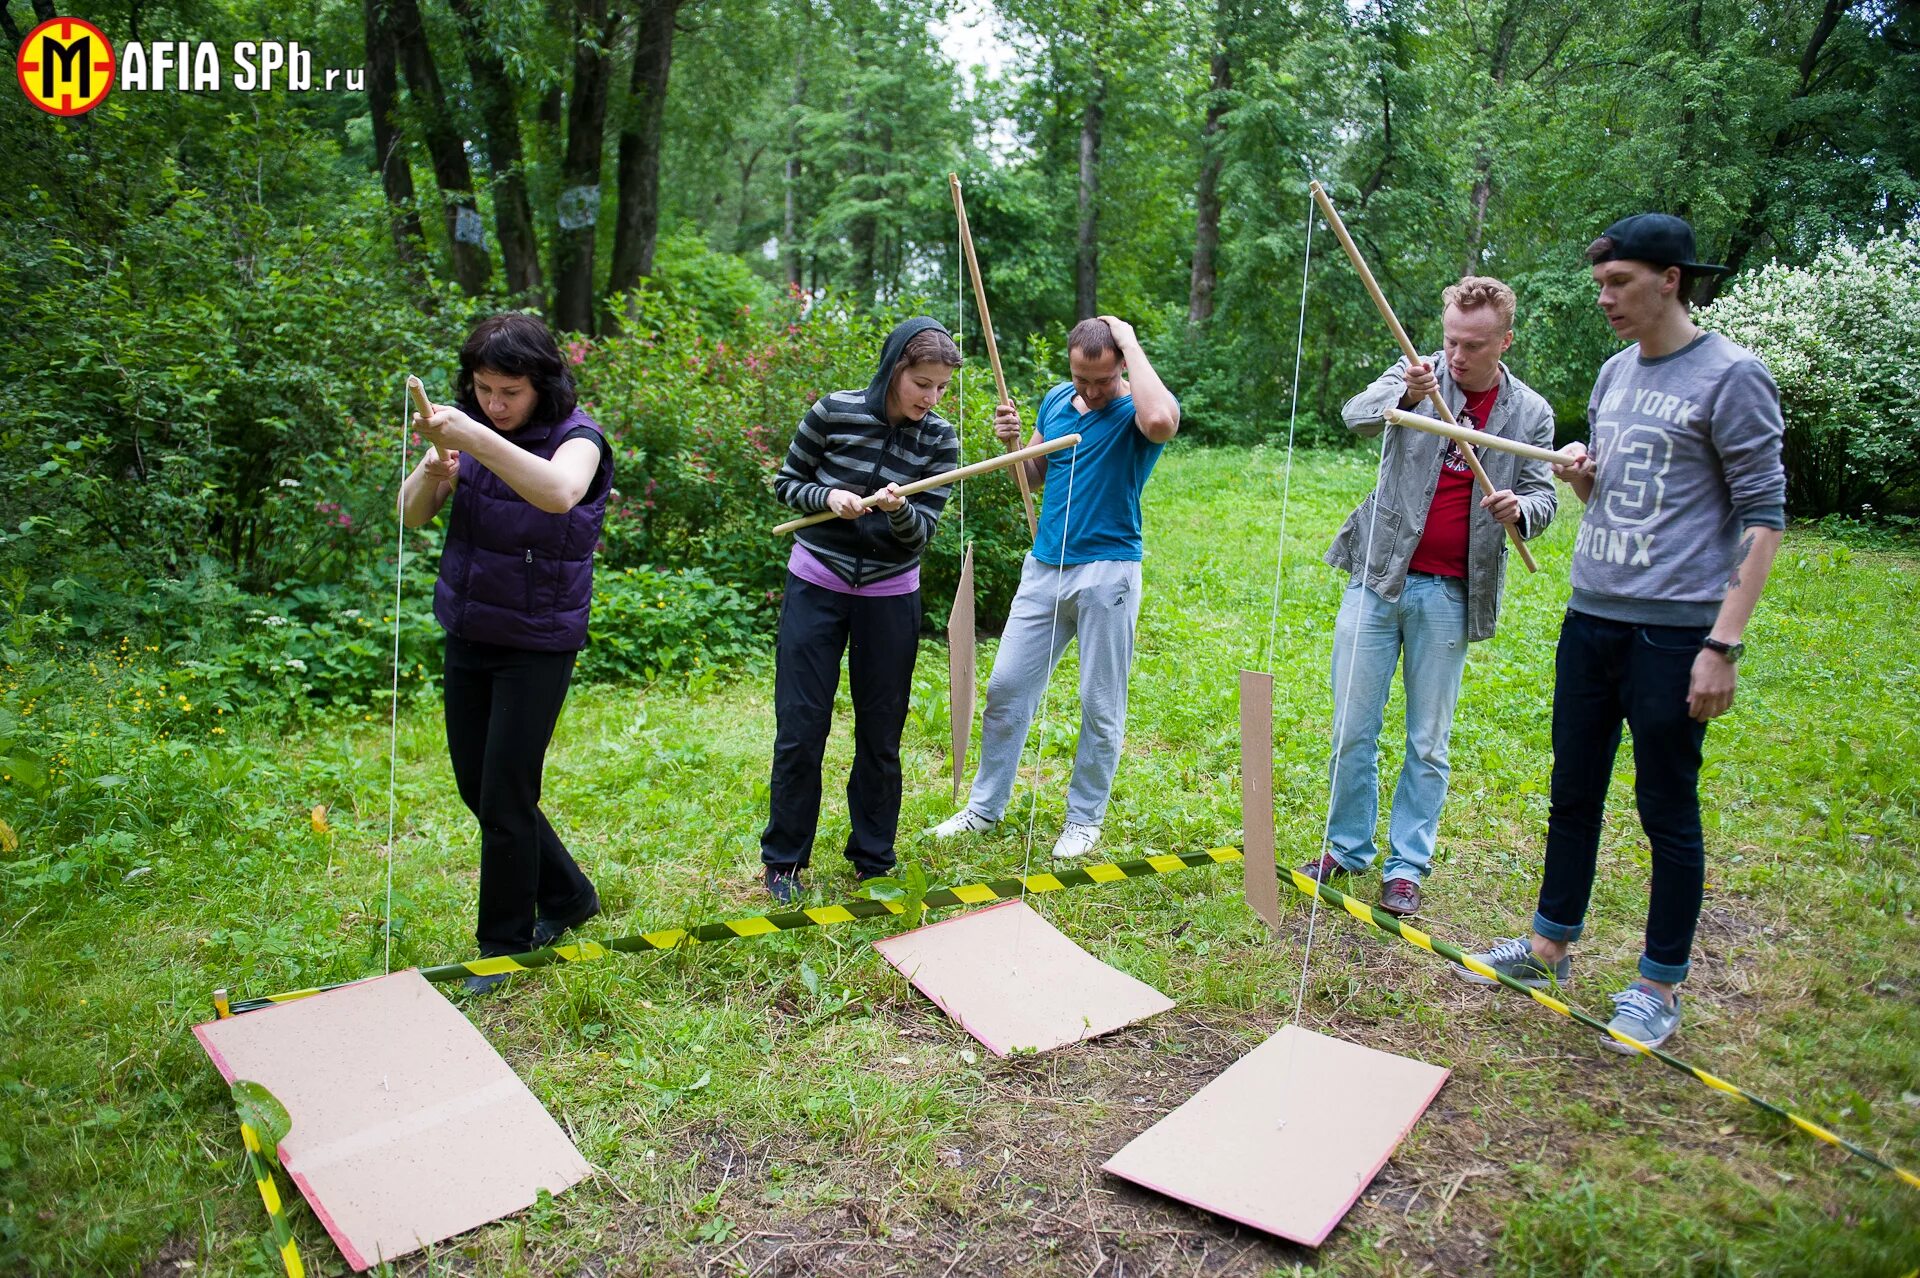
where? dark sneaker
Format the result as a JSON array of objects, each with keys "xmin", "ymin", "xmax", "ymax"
[
  {"xmin": 1451, "ymin": 936, "xmax": 1571, "ymax": 989},
  {"xmin": 765, "ymin": 868, "xmax": 803, "ymax": 905},
  {"xmin": 532, "ymin": 891, "xmax": 601, "ymax": 947},
  {"xmin": 1296, "ymin": 852, "xmax": 1352, "ymax": 884},
  {"xmin": 462, "ymin": 971, "xmax": 509, "ymax": 997},
  {"xmin": 1603, "ymin": 983, "xmax": 1682, "ymax": 1053},
  {"xmin": 1380, "ymin": 878, "xmax": 1421, "ymax": 917}
]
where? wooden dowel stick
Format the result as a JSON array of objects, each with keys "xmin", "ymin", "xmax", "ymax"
[
  {"xmin": 1382, "ymin": 408, "xmax": 1574, "ymax": 466},
  {"xmin": 1308, "ymin": 182, "xmax": 1539, "ymax": 574},
  {"xmin": 950, "ymin": 173, "xmax": 1038, "ymax": 539},
  {"xmin": 405, "ymin": 374, "xmax": 454, "ymax": 487},
  {"xmin": 773, "ymin": 433, "xmax": 1082, "ymax": 536}
]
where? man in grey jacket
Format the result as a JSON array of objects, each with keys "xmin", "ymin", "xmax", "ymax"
[
  {"xmin": 1454, "ymin": 215, "xmax": 1786, "ymax": 1054},
  {"xmin": 1302, "ymin": 276, "xmax": 1557, "ymax": 917}
]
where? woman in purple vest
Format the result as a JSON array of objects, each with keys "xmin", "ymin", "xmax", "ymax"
[
  {"xmin": 401, "ymin": 313, "xmax": 613, "ymax": 993},
  {"xmin": 761, "ymin": 318, "xmax": 963, "ymax": 902}
]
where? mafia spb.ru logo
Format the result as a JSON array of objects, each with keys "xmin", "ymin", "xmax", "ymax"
[{"xmin": 18, "ymin": 17, "xmax": 115, "ymax": 116}]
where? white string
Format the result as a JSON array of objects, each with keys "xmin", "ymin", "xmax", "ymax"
[
  {"xmin": 1261, "ymin": 197, "xmax": 1315, "ymax": 672},
  {"xmin": 1021, "ymin": 436, "xmax": 1078, "ymax": 872},
  {"xmin": 1286, "ymin": 183, "xmax": 1391, "ymax": 1046},
  {"xmin": 385, "ymin": 386, "xmax": 409, "ymax": 975},
  {"xmin": 955, "ymin": 235, "xmax": 966, "ymax": 540}
]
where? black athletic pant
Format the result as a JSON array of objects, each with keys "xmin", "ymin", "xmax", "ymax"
[
  {"xmin": 443, "ymin": 634, "xmax": 596, "ymax": 956},
  {"xmin": 1534, "ymin": 610, "xmax": 1710, "ymax": 984},
  {"xmin": 761, "ymin": 573, "xmax": 921, "ymax": 879}
]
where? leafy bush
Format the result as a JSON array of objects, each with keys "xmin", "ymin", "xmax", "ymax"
[
  {"xmin": 1699, "ymin": 223, "xmax": 1920, "ymax": 516},
  {"xmin": 581, "ymin": 567, "xmax": 764, "ymax": 683},
  {"xmin": 577, "ymin": 290, "xmax": 1033, "ymax": 627}
]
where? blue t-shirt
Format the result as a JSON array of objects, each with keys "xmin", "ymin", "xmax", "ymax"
[{"xmin": 1031, "ymin": 382, "xmax": 1167, "ymax": 565}]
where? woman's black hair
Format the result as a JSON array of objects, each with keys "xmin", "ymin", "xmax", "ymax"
[{"xmin": 456, "ymin": 312, "xmax": 579, "ymax": 428}]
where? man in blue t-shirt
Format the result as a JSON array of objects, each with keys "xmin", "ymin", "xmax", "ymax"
[{"xmin": 932, "ymin": 315, "xmax": 1180, "ymax": 859}]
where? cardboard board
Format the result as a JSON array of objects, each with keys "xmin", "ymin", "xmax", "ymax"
[
  {"xmin": 1239, "ymin": 670, "xmax": 1280, "ymax": 930},
  {"xmin": 947, "ymin": 542, "xmax": 977, "ymax": 803},
  {"xmin": 1103, "ymin": 1025, "xmax": 1448, "ymax": 1247},
  {"xmin": 195, "ymin": 971, "xmax": 590, "ymax": 1271},
  {"xmin": 873, "ymin": 899, "xmax": 1173, "ymax": 1056}
]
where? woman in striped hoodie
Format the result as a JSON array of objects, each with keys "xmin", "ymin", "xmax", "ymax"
[{"xmin": 760, "ymin": 317, "xmax": 963, "ymax": 901}]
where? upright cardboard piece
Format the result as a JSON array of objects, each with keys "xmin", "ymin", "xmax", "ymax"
[
  {"xmin": 1103, "ymin": 1025, "xmax": 1448, "ymax": 1247},
  {"xmin": 947, "ymin": 541, "xmax": 977, "ymax": 803},
  {"xmin": 1239, "ymin": 669, "xmax": 1280, "ymax": 930},
  {"xmin": 874, "ymin": 899, "xmax": 1173, "ymax": 1056},
  {"xmin": 195, "ymin": 971, "xmax": 590, "ymax": 1271}
]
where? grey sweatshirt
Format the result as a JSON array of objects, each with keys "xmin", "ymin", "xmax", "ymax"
[{"xmin": 1571, "ymin": 331, "xmax": 1786, "ymax": 627}]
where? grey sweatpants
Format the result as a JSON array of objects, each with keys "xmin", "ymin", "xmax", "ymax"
[{"xmin": 967, "ymin": 555, "xmax": 1143, "ymax": 826}]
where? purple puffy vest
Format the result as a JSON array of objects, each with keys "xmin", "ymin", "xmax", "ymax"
[{"xmin": 432, "ymin": 408, "xmax": 612, "ymax": 652}]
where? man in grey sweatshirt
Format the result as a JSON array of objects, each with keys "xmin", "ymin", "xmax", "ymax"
[{"xmin": 1454, "ymin": 214, "xmax": 1787, "ymax": 1054}]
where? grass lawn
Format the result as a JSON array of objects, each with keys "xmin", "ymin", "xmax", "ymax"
[{"xmin": 3, "ymin": 446, "xmax": 1917, "ymax": 1276}]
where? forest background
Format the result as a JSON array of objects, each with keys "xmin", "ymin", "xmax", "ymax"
[{"xmin": 1, "ymin": 0, "xmax": 1917, "ymax": 707}]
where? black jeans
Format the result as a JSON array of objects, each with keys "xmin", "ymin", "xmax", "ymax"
[
  {"xmin": 443, "ymin": 635, "xmax": 596, "ymax": 956},
  {"xmin": 1535, "ymin": 610, "xmax": 1710, "ymax": 983},
  {"xmin": 761, "ymin": 573, "xmax": 921, "ymax": 878}
]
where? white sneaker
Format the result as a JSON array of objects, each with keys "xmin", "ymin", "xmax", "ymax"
[
  {"xmin": 1051, "ymin": 822, "xmax": 1102, "ymax": 859},
  {"xmin": 931, "ymin": 808, "xmax": 998, "ymax": 840}
]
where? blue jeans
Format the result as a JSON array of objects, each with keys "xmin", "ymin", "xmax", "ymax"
[{"xmin": 1325, "ymin": 575, "xmax": 1470, "ymax": 884}]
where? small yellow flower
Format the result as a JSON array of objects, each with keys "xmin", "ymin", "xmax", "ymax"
[{"xmin": 212, "ymin": 726, "xmax": 226, "ymax": 735}]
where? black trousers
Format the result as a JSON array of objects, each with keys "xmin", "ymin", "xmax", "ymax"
[
  {"xmin": 443, "ymin": 634, "xmax": 596, "ymax": 956},
  {"xmin": 1535, "ymin": 610, "xmax": 1710, "ymax": 984},
  {"xmin": 761, "ymin": 573, "xmax": 921, "ymax": 878}
]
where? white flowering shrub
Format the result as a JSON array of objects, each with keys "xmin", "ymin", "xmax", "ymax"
[{"xmin": 1700, "ymin": 223, "xmax": 1920, "ymax": 516}]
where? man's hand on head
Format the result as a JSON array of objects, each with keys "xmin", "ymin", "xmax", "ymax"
[{"xmin": 1096, "ymin": 314, "xmax": 1138, "ymax": 350}]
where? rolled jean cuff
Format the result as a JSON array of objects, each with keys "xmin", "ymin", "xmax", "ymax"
[
  {"xmin": 1532, "ymin": 911, "xmax": 1584, "ymax": 944},
  {"xmin": 1638, "ymin": 953, "xmax": 1691, "ymax": 984}
]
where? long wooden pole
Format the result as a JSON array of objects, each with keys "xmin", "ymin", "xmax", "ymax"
[
  {"xmin": 950, "ymin": 173, "xmax": 1039, "ymax": 539},
  {"xmin": 1383, "ymin": 408, "xmax": 1573, "ymax": 466},
  {"xmin": 405, "ymin": 375, "xmax": 455, "ymax": 488},
  {"xmin": 773, "ymin": 433, "xmax": 1081, "ymax": 535},
  {"xmin": 1308, "ymin": 182, "xmax": 1539, "ymax": 573}
]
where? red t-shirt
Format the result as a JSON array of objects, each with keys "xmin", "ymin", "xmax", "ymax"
[{"xmin": 1407, "ymin": 384, "xmax": 1499, "ymax": 579}]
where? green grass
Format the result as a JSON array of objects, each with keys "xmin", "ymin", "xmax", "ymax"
[{"xmin": 4, "ymin": 447, "xmax": 1917, "ymax": 1276}]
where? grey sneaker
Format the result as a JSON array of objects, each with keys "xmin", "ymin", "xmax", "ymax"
[
  {"xmin": 1602, "ymin": 982, "xmax": 1681, "ymax": 1053},
  {"xmin": 1451, "ymin": 936, "xmax": 1571, "ymax": 989}
]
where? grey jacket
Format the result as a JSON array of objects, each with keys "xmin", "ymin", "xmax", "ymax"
[{"xmin": 1324, "ymin": 355, "xmax": 1557, "ymax": 642}]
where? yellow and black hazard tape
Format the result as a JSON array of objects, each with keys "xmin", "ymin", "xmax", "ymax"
[
  {"xmin": 1286, "ymin": 867, "xmax": 1920, "ymax": 1193},
  {"xmin": 239, "ymin": 1116, "xmax": 305, "ymax": 1278},
  {"xmin": 226, "ymin": 847, "xmax": 1243, "ymax": 1014}
]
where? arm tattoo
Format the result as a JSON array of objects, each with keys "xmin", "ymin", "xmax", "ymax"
[{"xmin": 1729, "ymin": 530, "xmax": 1755, "ymax": 589}]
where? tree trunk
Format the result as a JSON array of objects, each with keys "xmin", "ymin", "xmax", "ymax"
[
  {"xmin": 784, "ymin": 52, "xmax": 805, "ymax": 290},
  {"xmin": 1694, "ymin": 0, "xmax": 1852, "ymax": 303},
  {"xmin": 361, "ymin": 0, "xmax": 425, "ymax": 270},
  {"xmin": 389, "ymin": 0, "xmax": 491, "ymax": 294},
  {"xmin": 607, "ymin": 0, "xmax": 687, "ymax": 328},
  {"xmin": 1462, "ymin": 6, "xmax": 1520, "ymax": 274},
  {"xmin": 448, "ymin": 0, "xmax": 542, "ymax": 305},
  {"xmin": 1076, "ymin": 73, "xmax": 1106, "ymax": 320},
  {"xmin": 1188, "ymin": 46, "xmax": 1230, "ymax": 324},
  {"xmin": 552, "ymin": 0, "xmax": 619, "ymax": 335}
]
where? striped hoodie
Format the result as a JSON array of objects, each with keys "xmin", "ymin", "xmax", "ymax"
[{"xmin": 773, "ymin": 316, "xmax": 961, "ymax": 587}]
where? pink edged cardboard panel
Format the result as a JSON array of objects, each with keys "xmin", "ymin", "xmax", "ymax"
[
  {"xmin": 1102, "ymin": 1024, "xmax": 1448, "ymax": 1247},
  {"xmin": 946, "ymin": 542, "xmax": 977, "ymax": 804},
  {"xmin": 873, "ymin": 898, "xmax": 1173, "ymax": 1056},
  {"xmin": 194, "ymin": 970, "xmax": 589, "ymax": 1271}
]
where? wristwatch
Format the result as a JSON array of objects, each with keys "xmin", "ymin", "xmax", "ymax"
[{"xmin": 1701, "ymin": 637, "xmax": 1744, "ymax": 662}]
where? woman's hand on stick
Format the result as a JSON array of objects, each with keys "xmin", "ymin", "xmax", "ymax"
[
  {"xmin": 423, "ymin": 448, "xmax": 461, "ymax": 484},
  {"xmin": 827, "ymin": 489, "xmax": 869, "ymax": 520}
]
